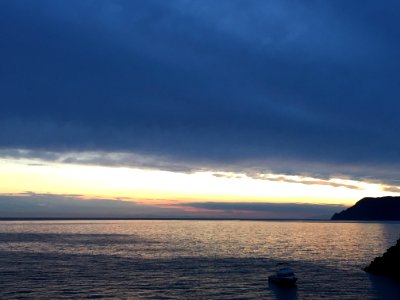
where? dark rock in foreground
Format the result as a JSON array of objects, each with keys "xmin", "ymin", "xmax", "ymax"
[
  {"xmin": 331, "ymin": 196, "xmax": 400, "ymax": 220},
  {"xmin": 364, "ymin": 239, "xmax": 400, "ymax": 279}
]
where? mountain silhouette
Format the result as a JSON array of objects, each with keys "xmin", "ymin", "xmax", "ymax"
[{"xmin": 331, "ymin": 196, "xmax": 400, "ymax": 220}]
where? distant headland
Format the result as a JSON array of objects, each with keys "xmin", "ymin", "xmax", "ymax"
[{"xmin": 331, "ymin": 196, "xmax": 400, "ymax": 221}]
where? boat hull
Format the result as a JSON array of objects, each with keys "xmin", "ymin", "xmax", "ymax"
[{"xmin": 268, "ymin": 275, "xmax": 297, "ymax": 286}]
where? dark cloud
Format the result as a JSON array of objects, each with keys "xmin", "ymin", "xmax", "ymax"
[
  {"xmin": 1, "ymin": 1, "xmax": 400, "ymax": 183},
  {"xmin": 0, "ymin": 193, "xmax": 346, "ymax": 219},
  {"xmin": 0, "ymin": 192, "xmax": 185, "ymax": 218}
]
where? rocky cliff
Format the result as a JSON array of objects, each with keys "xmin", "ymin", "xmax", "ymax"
[{"xmin": 364, "ymin": 238, "xmax": 400, "ymax": 279}]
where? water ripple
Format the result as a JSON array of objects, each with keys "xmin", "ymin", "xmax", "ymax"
[{"xmin": 0, "ymin": 220, "xmax": 399, "ymax": 299}]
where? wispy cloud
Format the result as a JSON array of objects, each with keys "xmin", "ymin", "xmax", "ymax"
[
  {"xmin": 176, "ymin": 202, "xmax": 347, "ymax": 219},
  {"xmin": 382, "ymin": 186, "xmax": 400, "ymax": 193},
  {"xmin": 249, "ymin": 174, "xmax": 363, "ymax": 190}
]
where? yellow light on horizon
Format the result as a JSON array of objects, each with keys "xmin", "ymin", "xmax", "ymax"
[{"xmin": 0, "ymin": 158, "xmax": 398, "ymax": 206}]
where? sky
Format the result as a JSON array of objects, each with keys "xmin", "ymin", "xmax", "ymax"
[{"xmin": 1, "ymin": 0, "xmax": 400, "ymax": 219}]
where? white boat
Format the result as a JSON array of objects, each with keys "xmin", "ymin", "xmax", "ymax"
[{"xmin": 268, "ymin": 266, "xmax": 298, "ymax": 285}]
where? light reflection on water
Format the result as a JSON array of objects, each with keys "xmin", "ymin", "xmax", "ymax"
[{"xmin": 0, "ymin": 220, "xmax": 399, "ymax": 299}]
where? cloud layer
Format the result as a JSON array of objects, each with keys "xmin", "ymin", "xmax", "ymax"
[
  {"xmin": 0, "ymin": 193, "xmax": 345, "ymax": 219},
  {"xmin": 1, "ymin": 1, "xmax": 400, "ymax": 183},
  {"xmin": 0, "ymin": 193, "xmax": 183, "ymax": 218}
]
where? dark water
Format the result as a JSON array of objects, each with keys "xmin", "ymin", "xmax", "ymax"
[{"xmin": 0, "ymin": 220, "xmax": 399, "ymax": 299}]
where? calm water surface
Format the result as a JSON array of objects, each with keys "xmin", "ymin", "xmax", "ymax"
[{"xmin": 0, "ymin": 220, "xmax": 399, "ymax": 299}]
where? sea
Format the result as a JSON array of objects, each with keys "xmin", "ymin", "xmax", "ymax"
[{"xmin": 0, "ymin": 220, "xmax": 399, "ymax": 299}]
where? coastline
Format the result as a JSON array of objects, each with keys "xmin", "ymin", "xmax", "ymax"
[{"xmin": 1, "ymin": 217, "xmax": 400, "ymax": 223}]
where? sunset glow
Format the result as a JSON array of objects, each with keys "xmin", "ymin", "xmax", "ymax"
[{"xmin": 1, "ymin": 157, "xmax": 397, "ymax": 208}]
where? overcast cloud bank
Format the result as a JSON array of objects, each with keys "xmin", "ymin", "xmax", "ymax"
[{"xmin": 1, "ymin": 1, "xmax": 400, "ymax": 185}]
